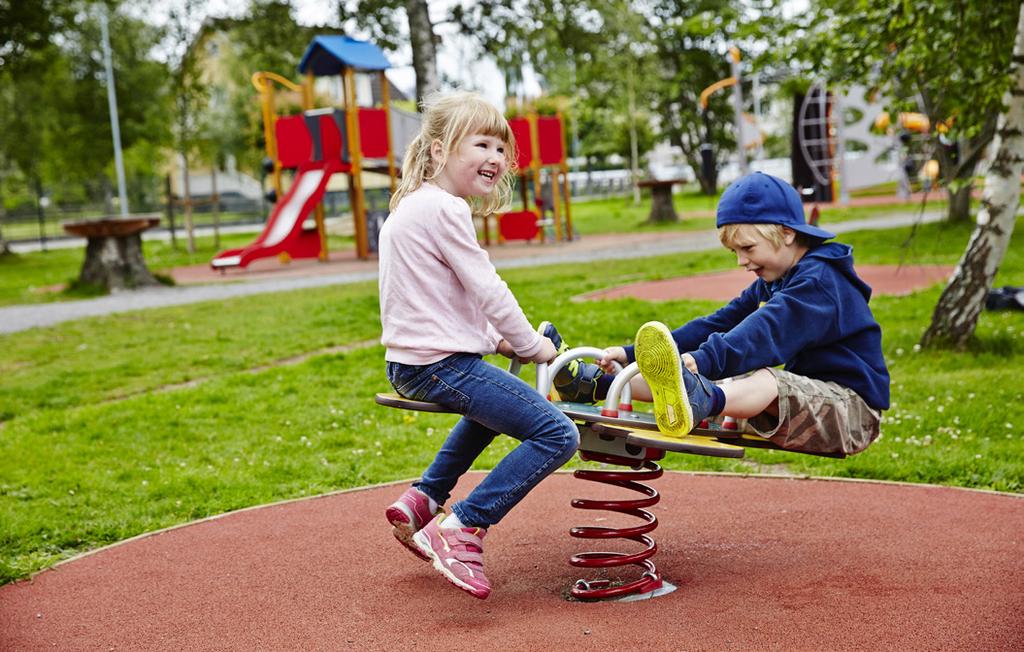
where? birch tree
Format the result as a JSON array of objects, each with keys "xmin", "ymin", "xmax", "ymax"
[
  {"xmin": 337, "ymin": 0, "xmax": 440, "ymax": 105},
  {"xmin": 404, "ymin": 0, "xmax": 439, "ymax": 102},
  {"xmin": 921, "ymin": 3, "xmax": 1024, "ymax": 349},
  {"xmin": 167, "ymin": 0, "xmax": 210, "ymax": 253}
]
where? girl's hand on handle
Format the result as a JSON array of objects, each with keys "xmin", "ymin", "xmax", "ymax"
[
  {"xmin": 597, "ymin": 347, "xmax": 627, "ymax": 374},
  {"xmin": 681, "ymin": 352, "xmax": 698, "ymax": 374},
  {"xmin": 496, "ymin": 339, "xmax": 516, "ymax": 359},
  {"xmin": 526, "ymin": 337, "xmax": 559, "ymax": 364},
  {"xmin": 498, "ymin": 338, "xmax": 534, "ymax": 365}
]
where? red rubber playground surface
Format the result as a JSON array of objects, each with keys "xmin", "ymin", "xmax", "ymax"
[
  {"xmin": 577, "ymin": 264, "xmax": 955, "ymax": 303},
  {"xmin": 2, "ymin": 472, "xmax": 1021, "ymax": 651}
]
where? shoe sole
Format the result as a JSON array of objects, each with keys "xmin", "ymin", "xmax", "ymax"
[
  {"xmin": 412, "ymin": 528, "xmax": 490, "ymax": 600},
  {"xmin": 385, "ymin": 506, "xmax": 430, "ymax": 561},
  {"xmin": 635, "ymin": 321, "xmax": 692, "ymax": 437}
]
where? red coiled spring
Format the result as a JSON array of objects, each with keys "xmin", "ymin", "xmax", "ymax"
[{"xmin": 569, "ymin": 449, "xmax": 665, "ymax": 600}]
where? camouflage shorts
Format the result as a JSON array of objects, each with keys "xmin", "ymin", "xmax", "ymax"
[{"xmin": 743, "ymin": 368, "xmax": 882, "ymax": 455}]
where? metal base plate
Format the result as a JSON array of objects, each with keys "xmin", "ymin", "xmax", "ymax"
[{"xmin": 616, "ymin": 580, "xmax": 678, "ymax": 602}]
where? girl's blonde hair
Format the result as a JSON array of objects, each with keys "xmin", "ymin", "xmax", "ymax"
[{"xmin": 389, "ymin": 91, "xmax": 517, "ymax": 217}]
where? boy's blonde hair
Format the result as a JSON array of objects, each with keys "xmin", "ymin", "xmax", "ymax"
[
  {"xmin": 718, "ymin": 223, "xmax": 786, "ymax": 249},
  {"xmin": 389, "ymin": 91, "xmax": 517, "ymax": 217},
  {"xmin": 718, "ymin": 222, "xmax": 819, "ymax": 250}
]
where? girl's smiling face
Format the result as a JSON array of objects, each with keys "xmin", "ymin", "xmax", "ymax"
[
  {"xmin": 431, "ymin": 133, "xmax": 508, "ymax": 199},
  {"xmin": 727, "ymin": 225, "xmax": 805, "ymax": 283}
]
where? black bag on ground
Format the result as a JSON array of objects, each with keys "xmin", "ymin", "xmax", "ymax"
[{"xmin": 985, "ymin": 286, "xmax": 1024, "ymax": 311}]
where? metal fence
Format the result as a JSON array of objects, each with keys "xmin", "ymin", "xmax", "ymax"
[{"xmin": 2, "ymin": 172, "xmax": 636, "ymax": 250}]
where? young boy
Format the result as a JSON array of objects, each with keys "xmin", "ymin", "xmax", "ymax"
[{"xmin": 595, "ymin": 172, "xmax": 890, "ymax": 455}]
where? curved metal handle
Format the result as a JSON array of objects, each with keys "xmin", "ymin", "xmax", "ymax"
[
  {"xmin": 603, "ymin": 362, "xmax": 639, "ymax": 415},
  {"xmin": 541, "ymin": 346, "xmax": 627, "ymax": 406}
]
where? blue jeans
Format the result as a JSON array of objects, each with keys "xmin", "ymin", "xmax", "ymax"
[{"xmin": 387, "ymin": 353, "xmax": 579, "ymax": 528}]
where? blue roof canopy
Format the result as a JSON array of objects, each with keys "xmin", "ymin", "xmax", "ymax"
[{"xmin": 298, "ymin": 36, "xmax": 391, "ymax": 76}]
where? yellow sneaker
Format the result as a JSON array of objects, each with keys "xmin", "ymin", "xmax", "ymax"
[{"xmin": 635, "ymin": 321, "xmax": 692, "ymax": 436}]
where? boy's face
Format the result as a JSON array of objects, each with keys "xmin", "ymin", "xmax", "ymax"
[{"xmin": 725, "ymin": 225, "xmax": 804, "ymax": 283}]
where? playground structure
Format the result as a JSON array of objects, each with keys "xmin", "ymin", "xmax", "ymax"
[
  {"xmin": 794, "ymin": 83, "xmax": 946, "ymax": 204},
  {"xmin": 375, "ymin": 331, "xmax": 846, "ymax": 601},
  {"xmin": 211, "ymin": 36, "xmax": 398, "ymax": 270},
  {"xmin": 698, "ymin": 48, "xmax": 927, "ymax": 204},
  {"xmin": 490, "ymin": 113, "xmax": 574, "ymax": 245},
  {"xmin": 698, "ymin": 47, "xmax": 763, "ymax": 185}
]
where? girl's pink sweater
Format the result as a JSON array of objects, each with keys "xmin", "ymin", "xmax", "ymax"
[{"xmin": 378, "ymin": 183, "xmax": 542, "ymax": 365}]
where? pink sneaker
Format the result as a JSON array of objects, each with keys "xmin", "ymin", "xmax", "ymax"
[
  {"xmin": 385, "ymin": 487, "xmax": 442, "ymax": 561},
  {"xmin": 412, "ymin": 516, "xmax": 491, "ymax": 599}
]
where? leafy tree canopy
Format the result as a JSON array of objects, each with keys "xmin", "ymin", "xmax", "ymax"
[{"xmin": 795, "ymin": 0, "xmax": 1020, "ymax": 143}]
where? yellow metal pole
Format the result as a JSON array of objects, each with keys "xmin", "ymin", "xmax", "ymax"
[
  {"xmin": 303, "ymin": 71, "xmax": 315, "ymax": 110},
  {"xmin": 344, "ymin": 67, "xmax": 368, "ymax": 259},
  {"xmin": 528, "ymin": 113, "xmax": 545, "ymax": 242},
  {"xmin": 699, "ymin": 77, "xmax": 737, "ymax": 111},
  {"xmin": 547, "ymin": 112, "xmax": 567, "ymax": 241},
  {"xmin": 549, "ymin": 167, "xmax": 563, "ymax": 242},
  {"xmin": 303, "ymin": 71, "xmax": 328, "ymax": 261},
  {"xmin": 258, "ymin": 76, "xmax": 282, "ymax": 198},
  {"xmin": 380, "ymin": 71, "xmax": 397, "ymax": 193},
  {"xmin": 251, "ymin": 71, "xmax": 306, "ymax": 210},
  {"xmin": 561, "ymin": 165, "xmax": 573, "ymax": 241},
  {"xmin": 558, "ymin": 111, "xmax": 573, "ymax": 241}
]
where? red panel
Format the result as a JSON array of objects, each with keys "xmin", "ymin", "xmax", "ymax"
[
  {"xmin": 359, "ymin": 108, "xmax": 390, "ymax": 158},
  {"xmin": 317, "ymin": 113, "xmax": 343, "ymax": 162},
  {"xmin": 275, "ymin": 115, "xmax": 312, "ymax": 168},
  {"xmin": 537, "ymin": 116, "xmax": 565, "ymax": 165},
  {"xmin": 288, "ymin": 227, "xmax": 323, "ymax": 259},
  {"xmin": 499, "ymin": 210, "xmax": 540, "ymax": 242},
  {"xmin": 509, "ymin": 117, "xmax": 533, "ymax": 170}
]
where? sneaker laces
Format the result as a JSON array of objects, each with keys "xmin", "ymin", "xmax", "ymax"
[{"xmin": 554, "ymin": 340, "xmax": 581, "ymax": 379}]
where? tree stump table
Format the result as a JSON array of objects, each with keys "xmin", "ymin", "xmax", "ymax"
[
  {"xmin": 63, "ymin": 217, "xmax": 162, "ymax": 290},
  {"xmin": 638, "ymin": 178, "xmax": 684, "ymax": 223}
]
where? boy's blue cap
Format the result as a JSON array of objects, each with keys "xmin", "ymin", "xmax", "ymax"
[{"xmin": 716, "ymin": 172, "xmax": 835, "ymax": 240}]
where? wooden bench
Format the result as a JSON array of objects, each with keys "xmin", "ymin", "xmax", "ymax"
[
  {"xmin": 637, "ymin": 177, "xmax": 685, "ymax": 223},
  {"xmin": 63, "ymin": 216, "xmax": 162, "ymax": 290}
]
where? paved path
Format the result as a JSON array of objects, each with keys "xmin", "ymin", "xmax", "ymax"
[{"xmin": 0, "ymin": 210, "xmax": 943, "ymax": 334}]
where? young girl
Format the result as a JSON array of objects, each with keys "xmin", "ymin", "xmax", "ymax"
[{"xmin": 378, "ymin": 92, "xmax": 578, "ymax": 600}]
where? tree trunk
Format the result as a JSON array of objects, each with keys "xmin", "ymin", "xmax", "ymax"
[
  {"xmin": 405, "ymin": 0, "xmax": 439, "ymax": 105},
  {"xmin": 946, "ymin": 181, "xmax": 974, "ymax": 223},
  {"xmin": 921, "ymin": 4, "xmax": 1024, "ymax": 350},
  {"xmin": 211, "ymin": 162, "xmax": 220, "ymax": 250},
  {"xmin": 181, "ymin": 150, "xmax": 195, "ymax": 254},
  {"xmin": 698, "ymin": 172, "xmax": 718, "ymax": 195},
  {"xmin": 78, "ymin": 232, "xmax": 160, "ymax": 290},
  {"xmin": 0, "ymin": 176, "xmax": 12, "ymax": 256},
  {"xmin": 939, "ymin": 122, "xmax": 997, "ymax": 222},
  {"xmin": 645, "ymin": 185, "xmax": 680, "ymax": 223}
]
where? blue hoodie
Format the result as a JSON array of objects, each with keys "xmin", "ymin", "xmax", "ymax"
[{"xmin": 623, "ymin": 242, "xmax": 890, "ymax": 410}]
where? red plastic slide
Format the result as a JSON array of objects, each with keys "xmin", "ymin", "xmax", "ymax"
[{"xmin": 211, "ymin": 159, "xmax": 341, "ymax": 270}]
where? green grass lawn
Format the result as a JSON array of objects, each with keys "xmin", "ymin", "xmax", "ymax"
[
  {"xmin": 2, "ymin": 214, "xmax": 1022, "ymax": 585},
  {"xmin": 0, "ymin": 190, "xmax": 943, "ymax": 308},
  {"xmin": 0, "ymin": 232, "xmax": 357, "ymax": 307}
]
